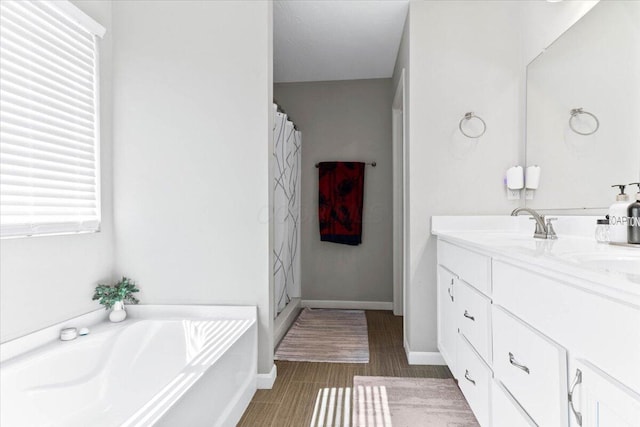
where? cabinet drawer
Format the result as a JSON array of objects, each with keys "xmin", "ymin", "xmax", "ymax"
[
  {"xmin": 457, "ymin": 334, "xmax": 491, "ymax": 427},
  {"xmin": 438, "ymin": 240, "xmax": 491, "ymax": 296},
  {"xmin": 491, "ymin": 379, "xmax": 536, "ymax": 427},
  {"xmin": 457, "ymin": 280, "xmax": 492, "ymax": 364},
  {"xmin": 493, "ymin": 259, "xmax": 640, "ymax": 393},
  {"xmin": 493, "ymin": 306, "xmax": 568, "ymax": 427}
]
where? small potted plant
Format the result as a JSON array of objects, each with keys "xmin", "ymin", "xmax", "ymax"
[{"xmin": 92, "ymin": 277, "xmax": 140, "ymax": 322}]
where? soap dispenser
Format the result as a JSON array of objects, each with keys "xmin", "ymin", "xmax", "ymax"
[
  {"xmin": 628, "ymin": 182, "xmax": 640, "ymax": 244},
  {"xmin": 609, "ymin": 184, "xmax": 630, "ymax": 244}
]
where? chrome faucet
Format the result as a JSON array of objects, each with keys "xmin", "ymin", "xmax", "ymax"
[{"xmin": 511, "ymin": 207, "xmax": 557, "ymax": 239}]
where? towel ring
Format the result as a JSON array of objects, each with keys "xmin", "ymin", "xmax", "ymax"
[
  {"xmin": 459, "ymin": 112, "xmax": 486, "ymax": 139},
  {"xmin": 569, "ymin": 108, "xmax": 599, "ymax": 136}
]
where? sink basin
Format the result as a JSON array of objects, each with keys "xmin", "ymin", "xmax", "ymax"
[
  {"xmin": 455, "ymin": 232, "xmax": 538, "ymax": 245},
  {"xmin": 567, "ymin": 253, "xmax": 640, "ymax": 276}
]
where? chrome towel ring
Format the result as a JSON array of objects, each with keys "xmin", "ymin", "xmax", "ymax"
[
  {"xmin": 459, "ymin": 112, "xmax": 486, "ymax": 139},
  {"xmin": 569, "ymin": 108, "xmax": 599, "ymax": 136}
]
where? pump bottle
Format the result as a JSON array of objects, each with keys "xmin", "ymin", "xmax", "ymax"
[
  {"xmin": 609, "ymin": 184, "xmax": 631, "ymax": 244},
  {"xmin": 628, "ymin": 182, "xmax": 640, "ymax": 245}
]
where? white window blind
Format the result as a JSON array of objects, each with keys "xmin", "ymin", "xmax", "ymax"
[{"xmin": 0, "ymin": 0, "xmax": 105, "ymax": 238}]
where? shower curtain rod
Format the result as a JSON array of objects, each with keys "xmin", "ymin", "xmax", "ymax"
[{"xmin": 315, "ymin": 161, "xmax": 377, "ymax": 168}]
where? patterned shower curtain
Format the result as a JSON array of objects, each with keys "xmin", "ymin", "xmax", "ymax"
[{"xmin": 273, "ymin": 105, "xmax": 301, "ymax": 317}]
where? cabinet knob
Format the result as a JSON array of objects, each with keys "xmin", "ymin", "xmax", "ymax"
[{"xmin": 463, "ymin": 310, "xmax": 475, "ymax": 321}]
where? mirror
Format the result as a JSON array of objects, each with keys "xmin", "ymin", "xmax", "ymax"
[{"xmin": 526, "ymin": 0, "xmax": 640, "ymax": 211}]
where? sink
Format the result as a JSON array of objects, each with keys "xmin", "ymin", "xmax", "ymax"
[
  {"xmin": 454, "ymin": 232, "xmax": 538, "ymax": 245},
  {"xmin": 566, "ymin": 253, "xmax": 640, "ymax": 276}
]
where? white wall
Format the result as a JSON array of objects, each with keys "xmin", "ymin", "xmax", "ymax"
[
  {"xmin": 397, "ymin": 0, "xmax": 599, "ymax": 356},
  {"xmin": 0, "ymin": 0, "xmax": 114, "ymax": 343},
  {"xmin": 274, "ymin": 79, "xmax": 393, "ymax": 304},
  {"xmin": 111, "ymin": 1, "xmax": 274, "ymax": 374},
  {"xmin": 404, "ymin": 0, "xmax": 522, "ymax": 355}
]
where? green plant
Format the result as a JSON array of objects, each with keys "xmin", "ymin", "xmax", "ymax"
[{"xmin": 92, "ymin": 277, "xmax": 140, "ymax": 310}]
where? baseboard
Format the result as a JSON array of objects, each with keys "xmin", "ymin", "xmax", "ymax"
[
  {"xmin": 404, "ymin": 342, "xmax": 446, "ymax": 366},
  {"xmin": 257, "ymin": 364, "xmax": 277, "ymax": 389},
  {"xmin": 301, "ymin": 299, "xmax": 393, "ymax": 311}
]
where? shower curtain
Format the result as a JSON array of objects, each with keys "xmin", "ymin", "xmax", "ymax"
[{"xmin": 273, "ymin": 105, "xmax": 301, "ymax": 317}]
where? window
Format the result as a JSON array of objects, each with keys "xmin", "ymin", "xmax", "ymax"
[{"xmin": 0, "ymin": 0, "xmax": 105, "ymax": 238}]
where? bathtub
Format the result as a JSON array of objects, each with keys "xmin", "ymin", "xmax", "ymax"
[{"xmin": 0, "ymin": 305, "xmax": 257, "ymax": 427}]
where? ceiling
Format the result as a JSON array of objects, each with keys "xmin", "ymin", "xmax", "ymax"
[{"xmin": 274, "ymin": 0, "xmax": 409, "ymax": 83}]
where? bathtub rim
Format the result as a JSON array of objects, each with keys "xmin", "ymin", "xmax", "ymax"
[{"xmin": 1, "ymin": 304, "xmax": 257, "ymax": 364}]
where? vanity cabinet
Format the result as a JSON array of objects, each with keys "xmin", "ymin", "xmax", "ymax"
[{"xmin": 435, "ymin": 236, "xmax": 640, "ymax": 427}]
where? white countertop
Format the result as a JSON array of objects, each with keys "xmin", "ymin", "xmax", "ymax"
[{"xmin": 432, "ymin": 216, "xmax": 640, "ymax": 303}]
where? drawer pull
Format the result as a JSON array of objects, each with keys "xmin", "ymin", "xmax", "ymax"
[
  {"xmin": 448, "ymin": 287, "xmax": 454, "ymax": 302},
  {"xmin": 464, "ymin": 369, "xmax": 476, "ymax": 385},
  {"xmin": 463, "ymin": 310, "xmax": 475, "ymax": 321},
  {"xmin": 568, "ymin": 369, "xmax": 583, "ymax": 426},
  {"xmin": 508, "ymin": 352, "xmax": 530, "ymax": 374}
]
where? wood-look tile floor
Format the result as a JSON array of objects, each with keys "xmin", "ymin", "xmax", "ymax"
[{"xmin": 237, "ymin": 310, "xmax": 453, "ymax": 427}]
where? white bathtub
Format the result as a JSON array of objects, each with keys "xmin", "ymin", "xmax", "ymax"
[{"xmin": 0, "ymin": 305, "xmax": 257, "ymax": 427}]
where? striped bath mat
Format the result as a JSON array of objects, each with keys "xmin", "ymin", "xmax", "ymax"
[
  {"xmin": 352, "ymin": 376, "xmax": 479, "ymax": 427},
  {"xmin": 275, "ymin": 308, "xmax": 370, "ymax": 363},
  {"xmin": 309, "ymin": 377, "xmax": 478, "ymax": 427}
]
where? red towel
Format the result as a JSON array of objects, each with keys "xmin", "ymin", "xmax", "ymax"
[{"xmin": 318, "ymin": 162, "xmax": 365, "ymax": 245}]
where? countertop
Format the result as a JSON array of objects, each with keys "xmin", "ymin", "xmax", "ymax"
[{"xmin": 431, "ymin": 216, "xmax": 640, "ymax": 304}]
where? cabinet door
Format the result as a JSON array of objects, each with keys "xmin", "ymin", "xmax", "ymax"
[
  {"xmin": 569, "ymin": 359, "xmax": 640, "ymax": 427},
  {"xmin": 437, "ymin": 265, "xmax": 457, "ymax": 373}
]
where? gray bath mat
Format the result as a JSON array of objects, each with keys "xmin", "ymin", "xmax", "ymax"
[
  {"xmin": 352, "ymin": 376, "xmax": 479, "ymax": 427},
  {"xmin": 275, "ymin": 308, "xmax": 370, "ymax": 363}
]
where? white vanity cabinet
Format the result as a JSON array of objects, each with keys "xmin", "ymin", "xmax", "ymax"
[{"xmin": 434, "ymin": 232, "xmax": 640, "ymax": 427}]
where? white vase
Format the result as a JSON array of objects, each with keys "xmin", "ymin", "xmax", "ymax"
[{"xmin": 109, "ymin": 301, "xmax": 127, "ymax": 322}]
